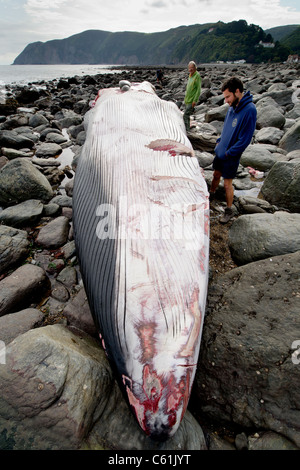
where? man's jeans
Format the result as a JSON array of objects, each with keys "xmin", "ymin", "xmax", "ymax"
[{"xmin": 183, "ymin": 103, "xmax": 194, "ymax": 131}]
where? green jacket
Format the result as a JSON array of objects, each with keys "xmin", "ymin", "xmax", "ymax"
[{"xmin": 184, "ymin": 71, "xmax": 201, "ymax": 105}]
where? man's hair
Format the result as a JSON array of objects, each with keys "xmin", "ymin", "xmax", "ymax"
[
  {"xmin": 188, "ymin": 61, "xmax": 197, "ymax": 69},
  {"xmin": 221, "ymin": 77, "xmax": 244, "ymax": 93}
]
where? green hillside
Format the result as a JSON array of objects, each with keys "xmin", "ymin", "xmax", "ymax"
[
  {"xmin": 280, "ymin": 26, "xmax": 300, "ymax": 54},
  {"xmin": 13, "ymin": 20, "xmax": 295, "ymax": 65},
  {"xmin": 265, "ymin": 25, "xmax": 299, "ymax": 42}
]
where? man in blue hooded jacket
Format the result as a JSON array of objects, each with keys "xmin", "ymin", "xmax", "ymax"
[{"xmin": 210, "ymin": 77, "xmax": 257, "ymax": 223}]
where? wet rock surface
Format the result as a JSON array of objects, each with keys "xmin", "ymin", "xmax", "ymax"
[{"xmin": 0, "ymin": 62, "xmax": 299, "ymax": 450}]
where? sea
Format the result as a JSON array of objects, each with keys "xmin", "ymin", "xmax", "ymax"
[
  {"xmin": 0, "ymin": 64, "xmax": 125, "ymax": 196},
  {"xmin": 0, "ymin": 64, "xmax": 123, "ymax": 86}
]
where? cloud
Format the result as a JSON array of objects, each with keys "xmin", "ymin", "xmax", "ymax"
[
  {"xmin": 148, "ymin": 1, "xmax": 168, "ymax": 7},
  {"xmin": 0, "ymin": 0, "xmax": 300, "ymax": 64}
]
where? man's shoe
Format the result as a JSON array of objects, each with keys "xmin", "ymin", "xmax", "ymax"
[{"xmin": 220, "ymin": 207, "xmax": 234, "ymax": 224}]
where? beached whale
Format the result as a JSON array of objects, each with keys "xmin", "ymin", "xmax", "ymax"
[{"xmin": 73, "ymin": 81, "xmax": 209, "ymax": 441}]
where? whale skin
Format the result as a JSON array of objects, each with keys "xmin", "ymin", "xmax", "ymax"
[{"xmin": 73, "ymin": 81, "xmax": 209, "ymax": 441}]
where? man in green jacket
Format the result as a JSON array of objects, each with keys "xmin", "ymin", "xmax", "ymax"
[{"xmin": 183, "ymin": 61, "xmax": 201, "ymax": 132}]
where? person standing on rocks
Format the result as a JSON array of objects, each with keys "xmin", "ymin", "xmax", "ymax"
[
  {"xmin": 210, "ymin": 77, "xmax": 257, "ymax": 224},
  {"xmin": 183, "ymin": 61, "xmax": 201, "ymax": 132}
]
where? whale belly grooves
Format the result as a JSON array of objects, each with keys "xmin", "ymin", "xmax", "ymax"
[{"xmin": 73, "ymin": 81, "xmax": 209, "ymax": 441}]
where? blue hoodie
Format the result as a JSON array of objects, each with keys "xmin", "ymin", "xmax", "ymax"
[{"xmin": 214, "ymin": 91, "xmax": 257, "ymax": 160}]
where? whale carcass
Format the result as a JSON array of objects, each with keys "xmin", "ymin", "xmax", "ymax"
[{"xmin": 73, "ymin": 81, "xmax": 209, "ymax": 440}]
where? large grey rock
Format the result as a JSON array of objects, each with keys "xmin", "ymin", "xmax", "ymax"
[
  {"xmin": 0, "ymin": 308, "xmax": 45, "ymax": 344},
  {"xmin": 55, "ymin": 109, "xmax": 83, "ymax": 128},
  {"xmin": 286, "ymin": 103, "xmax": 300, "ymax": 120},
  {"xmin": 186, "ymin": 130, "xmax": 217, "ymax": 152},
  {"xmin": 45, "ymin": 132, "xmax": 68, "ymax": 145},
  {"xmin": 63, "ymin": 287, "xmax": 97, "ymax": 338},
  {"xmin": 259, "ymin": 160, "xmax": 300, "ymax": 212},
  {"xmin": 248, "ymin": 431, "xmax": 299, "ymax": 450},
  {"xmin": 261, "ymin": 88, "xmax": 293, "ymax": 107},
  {"xmin": 279, "ymin": 120, "xmax": 300, "ymax": 153},
  {"xmin": 228, "ymin": 211, "xmax": 300, "ymax": 265},
  {"xmin": 0, "ymin": 114, "xmax": 29, "ymax": 130},
  {"xmin": 195, "ymin": 250, "xmax": 300, "ymax": 448},
  {"xmin": 0, "ymin": 325, "xmax": 113, "ymax": 450},
  {"xmin": 0, "ymin": 324, "xmax": 206, "ymax": 450},
  {"xmin": 1, "ymin": 148, "xmax": 33, "ymax": 160},
  {"xmin": 36, "ymin": 216, "xmax": 70, "ymax": 249},
  {"xmin": 237, "ymin": 195, "xmax": 275, "ymax": 214},
  {"xmin": 35, "ymin": 142, "xmax": 63, "ymax": 158},
  {"xmin": 256, "ymin": 105, "xmax": 286, "ymax": 130},
  {"xmin": 0, "ymin": 225, "xmax": 30, "ymax": 275},
  {"xmin": 255, "ymin": 127, "xmax": 284, "ymax": 145},
  {"xmin": 194, "ymin": 150, "xmax": 214, "ymax": 168},
  {"xmin": 240, "ymin": 144, "xmax": 278, "ymax": 171},
  {"xmin": 0, "ymin": 199, "xmax": 44, "ymax": 227},
  {"xmin": 0, "ymin": 158, "xmax": 53, "ymax": 205},
  {"xmin": 0, "ymin": 264, "xmax": 50, "ymax": 316},
  {"xmin": 0, "ymin": 130, "xmax": 35, "ymax": 149},
  {"xmin": 28, "ymin": 113, "xmax": 49, "ymax": 128},
  {"xmin": 204, "ymin": 103, "xmax": 229, "ymax": 123}
]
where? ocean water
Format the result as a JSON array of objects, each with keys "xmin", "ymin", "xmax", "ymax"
[{"xmin": 0, "ymin": 64, "xmax": 123, "ymax": 86}]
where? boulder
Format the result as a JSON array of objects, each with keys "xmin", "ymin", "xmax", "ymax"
[
  {"xmin": 0, "ymin": 308, "xmax": 45, "ymax": 344},
  {"xmin": 240, "ymin": 144, "xmax": 278, "ymax": 171},
  {"xmin": 36, "ymin": 216, "xmax": 70, "ymax": 249},
  {"xmin": 0, "ymin": 155, "xmax": 8, "ymax": 170},
  {"xmin": 228, "ymin": 211, "xmax": 300, "ymax": 265},
  {"xmin": 1, "ymin": 148, "xmax": 33, "ymax": 160},
  {"xmin": 15, "ymin": 88, "xmax": 42, "ymax": 105},
  {"xmin": 279, "ymin": 120, "xmax": 300, "ymax": 153},
  {"xmin": 0, "ymin": 264, "xmax": 50, "ymax": 316},
  {"xmin": 63, "ymin": 287, "xmax": 97, "ymax": 338},
  {"xmin": 0, "ymin": 325, "xmax": 113, "ymax": 450},
  {"xmin": 54, "ymin": 109, "xmax": 83, "ymax": 128},
  {"xmin": 256, "ymin": 105, "xmax": 285, "ymax": 130},
  {"xmin": 0, "ymin": 324, "xmax": 206, "ymax": 450},
  {"xmin": 45, "ymin": 132, "xmax": 68, "ymax": 145},
  {"xmin": 237, "ymin": 195, "xmax": 275, "ymax": 214},
  {"xmin": 286, "ymin": 103, "xmax": 300, "ymax": 120},
  {"xmin": 0, "ymin": 199, "xmax": 44, "ymax": 227},
  {"xmin": 204, "ymin": 103, "xmax": 229, "ymax": 122},
  {"xmin": 28, "ymin": 113, "xmax": 49, "ymax": 128},
  {"xmin": 35, "ymin": 142, "xmax": 63, "ymax": 158},
  {"xmin": 186, "ymin": 131, "xmax": 217, "ymax": 152},
  {"xmin": 0, "ymin": 115, "xmax": 29, "ymax": 130},
  {"xmin": 248, "ymin": 431, "xmax": 299, "ymax": 450},
  {"xmin": 0, "ymin": 158, "xmax": 53, "ymax": 205},
  {"xmin": 0, "ymin": 225, "xmax": 30, "ymax": 275},
  {"xmin": 261, "ymin": 88, "xmax": 293, "ymax": 107},
  {"xmin": 195, "ymin": 250, "xmax": 300, "ymax": 448},
  {"xmin": 259, "ymin": 160, "xmax": 300, "ymax": 212},
  {"xmin": 0, "ymin": 130, "xmax": 35, "ymax": 149},
  {"xmin": 255, "ymin": 127, "xmax": 284, "ymax": 145},
  {"xmin": 194, "ymin": 150, "xmax": 214, "ymax": 168}
]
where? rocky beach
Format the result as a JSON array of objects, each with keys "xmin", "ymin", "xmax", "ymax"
[{"xmin": 0, "ymin": 62, "xmax": 299, "ymax": 451}]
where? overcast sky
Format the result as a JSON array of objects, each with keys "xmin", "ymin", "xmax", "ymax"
[{"xmin": 0, "ymin": 0, "xmax": 299, "ymax": 64}]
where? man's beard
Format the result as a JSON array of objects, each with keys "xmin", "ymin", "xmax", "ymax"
[{"xmin": 232, "ymin": 95, "xmax": 240, "ymax": 108}]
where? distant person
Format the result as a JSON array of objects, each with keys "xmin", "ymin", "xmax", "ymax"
[
  {"xmin": 183, "ymin": 61, "xmax": 201, "ymax": 132},
  {"xmin": 210, "ymin": 77, "xmax": 257, "ymax": 223},
  {"xmin": 156, "ymin": 69, "xmax": 164, "ymax": 86}
]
